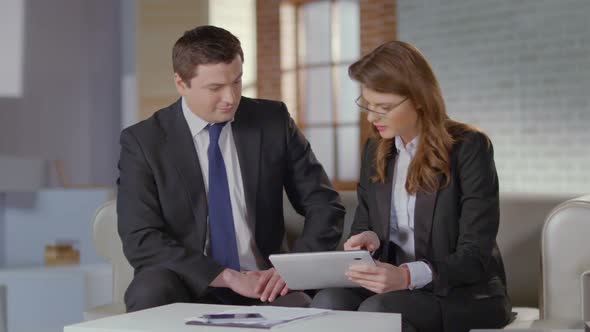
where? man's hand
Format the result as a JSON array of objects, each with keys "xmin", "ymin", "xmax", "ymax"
[
  {"xmin": 344, "ymin": 230, "xmax": 380, "ymax": 252},
  {"xmin": 246, "ymin": 268, "xmax": 289, "ymax": 302},
  {"xmin": 346, "ymin": 261, "xmax": 410, "ymax": 294},
  {"xmin": 210, "ymin": 269, "xmax": 263, "ymax": 299}
]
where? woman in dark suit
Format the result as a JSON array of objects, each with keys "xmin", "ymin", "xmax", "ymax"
[{"xmin": 311, "ymin": 41, "xmax": 512, "ymax": 332}]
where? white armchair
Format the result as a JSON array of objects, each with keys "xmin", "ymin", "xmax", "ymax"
[
  {"xmin": 531, "ymin": 195, "xmax": 590, "ymax": 329},
  {"xmin": 83, "ymin": 193, "xmax": 590, "ymax": 329},
  {"xmin": 83, "ymin": 200, "xmax": 131, "ymax": 320}
]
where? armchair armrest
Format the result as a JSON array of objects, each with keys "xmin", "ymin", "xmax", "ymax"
[
  {"xmin": 582, "ymin": 270, "xmax": 590, "ymax": 322},
  {"xmin": 83, "ymin": 303, "xmax": 126, "ymax": 321}
]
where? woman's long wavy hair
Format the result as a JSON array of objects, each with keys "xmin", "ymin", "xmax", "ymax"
[{"xmin": 349, "ymin": 41, "xmax": 479, "ymax": 194}]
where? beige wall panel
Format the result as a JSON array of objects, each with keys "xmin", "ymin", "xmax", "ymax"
[{"xmin": 137, "ymin": 0, "xmax": 209, "ymax": 120}]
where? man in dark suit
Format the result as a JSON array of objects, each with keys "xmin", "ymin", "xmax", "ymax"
[{"xmin": 117, "ymin": 25, "xmax": 344, "ymax": 312}]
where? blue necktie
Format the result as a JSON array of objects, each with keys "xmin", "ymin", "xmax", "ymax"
[{"xmin": 207, "ymin": 122, "xmax": 240, "ymax": 271}]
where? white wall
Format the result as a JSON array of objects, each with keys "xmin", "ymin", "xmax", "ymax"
[
  {"xmin": 398, "ymin": 0, "xmax": 590, "ymax": 194},
  {"xmin": 0, "ymin": 0, "xmax": 24, "ymax": 97}
]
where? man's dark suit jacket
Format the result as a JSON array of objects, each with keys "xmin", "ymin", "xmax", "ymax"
[
  {"xmin": 352, "ymin": 131, "xmax": 512, "ymax": 332},
  {"xmin": 117, "ymin": 97, "xmax": 344, "ymax": 298}
]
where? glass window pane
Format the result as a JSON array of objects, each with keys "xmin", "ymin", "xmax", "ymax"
[
  {"xmin": 305, "ymin": 127, "xmax": 335, "ymax": 180},
  {"xmin": 303, "ymin": 67, "xmax": 333, "ymax": 125},
  {"xmin": 335, "ymin": 64, "xmax": 360, "ymax": 124},
  {"xmin": 280, "ymin": 2, "xmax": 296, "ymax": 71},
  {"xmin": 242, "ymin": 86, "xmax": 257, "ymax": 99},
  {"xmin": 209, "ymin": 0, "xmax": 256, "ymax": 89},
  {"xmin": 281, "ymin": 70, "xmax": 298, "ymax": 122},
  {"xmin": 337, "ymin": 126, "xmax": 360, "ymax": 181},
  {"xmin": 333, "ymin": 0, "xmax": 360, "ymax": 63},
  {"xmin": 300, "ymin": 1, "xmax": 331, "ymax": 65}
]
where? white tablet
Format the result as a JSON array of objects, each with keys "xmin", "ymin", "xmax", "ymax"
[{"xmin": 269, "ymin": 250, "xmax": 375, "ymax": 290}]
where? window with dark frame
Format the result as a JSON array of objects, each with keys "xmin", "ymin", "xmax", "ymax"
[{"xmin": 281, "ymin": 0, "xmax": 361, "ymax": 190}]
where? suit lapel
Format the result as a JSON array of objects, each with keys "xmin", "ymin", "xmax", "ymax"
[
  {"xmin": 375, "ymin": 154, "xmax": 395, "ymax": 240},
  {"xmin": 162, "ymin": 101, "xmax": 208, "ymax": 243},
  {"xmin": 231, "ymin": 105, "xmax": 261, "ymax": 228},
  {"xmin": 414, "ymin": 177, "xmax": 440, "ymax": 260},
  {"xmin": 374, "ymin": 147, "xmax": 439, "ymax": 262}
]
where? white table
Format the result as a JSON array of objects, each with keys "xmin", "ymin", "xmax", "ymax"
[
  {"xmin": 471, "ymin": 329, "xmax": 584, "ymax": 332},
  {"xmin": 64, "ymin": 303, "xmax": 401, "ymax": 332}
]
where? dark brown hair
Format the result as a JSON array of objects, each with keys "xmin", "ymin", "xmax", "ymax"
[
  {"xmin": 349, "ymin": 41, "xmax": 481, "ymax": 194},
  {"xmin": 172, "ymin": 25, "xmax": 244, "ymax": 86}
]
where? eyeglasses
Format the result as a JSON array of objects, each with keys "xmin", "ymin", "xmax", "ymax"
[{"xmin": 355, "ymin": 96, "xmax": 409, "ymax": 118}]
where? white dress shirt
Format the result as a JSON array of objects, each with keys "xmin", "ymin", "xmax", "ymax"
[
  {"xmin": 181, "ymin": 97, "xmax": 267, "ymax": 271},
  {"xmin": 390, "ymin": 135, "xmax": 433, "ymax": 289}
]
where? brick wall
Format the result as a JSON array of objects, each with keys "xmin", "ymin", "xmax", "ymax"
[
  {"xmin": 360, "ymin": 0, "xmax": 397, "ymax": 55},
  {"xmin": 398, "ymin": 0, "xmax": 590, "ymax": 194},
  {"xmin": 359, "ymin": 0, "xmax": 397, "ymax": 152},
  {"xmin": 256, "ymin": 0, "xmax": 281, "ymax": 100}
]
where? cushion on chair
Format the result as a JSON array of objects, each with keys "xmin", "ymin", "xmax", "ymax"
[
  {"xmin": 283, "ymin": 190, "xmax": 357, "ymax": 250},
  {"xmin": 504, "ymin": 307, "xmax": 539, "ymax": 328},
  {"xmin": 496, "ymin": 192, "xmax": 576, "ymax": 308}
]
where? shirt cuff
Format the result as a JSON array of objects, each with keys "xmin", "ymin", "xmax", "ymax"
[{"xmin": 401, "ymin": 261, "xmax": 433, "ymax": 290}]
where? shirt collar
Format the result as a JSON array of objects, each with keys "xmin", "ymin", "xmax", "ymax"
[
  {"xmin": 181, "ymin": 97, "xmax": 236, "ymax": 138},
  {"xmin": 181, "ymin": 97, "xmax": 209, "ymax": 138},
  {"xmin": 395, "ymin": 135, "xmax": 420, "ymax": 156}
]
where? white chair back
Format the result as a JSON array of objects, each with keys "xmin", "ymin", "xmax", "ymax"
[
  {"xmin": 92, "ymin": 200, "xmax": 133, "ymax": 303},
  {"xmin": 542, "ymin": 195, "xmax": 590, "ymax": 323}
]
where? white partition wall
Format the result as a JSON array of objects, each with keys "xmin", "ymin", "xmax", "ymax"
[
  {"xmin": 0, "ymin": 156, "xmax": 45, "ymax": 191},
  {"xmin": 0, "ymin": 0, "xmax": 24, "ymax": 98},
  {"xmin": 0, "ymin": 188, "xmax": 114, "ymax": 332}
]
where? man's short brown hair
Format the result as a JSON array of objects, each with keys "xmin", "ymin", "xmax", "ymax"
[{"xmin": 172, "ymin": 25, "xmax": 244, "ymax": 85}]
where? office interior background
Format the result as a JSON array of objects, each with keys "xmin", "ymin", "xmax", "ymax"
[{"xmin": 0, "ymin": 0, "xmax": 589, "ymax": 331}]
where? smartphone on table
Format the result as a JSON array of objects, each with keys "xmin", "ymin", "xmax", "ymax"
[{"xmin": 200, "ymin": 313, "xmax": 265, "ymax": 323}]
